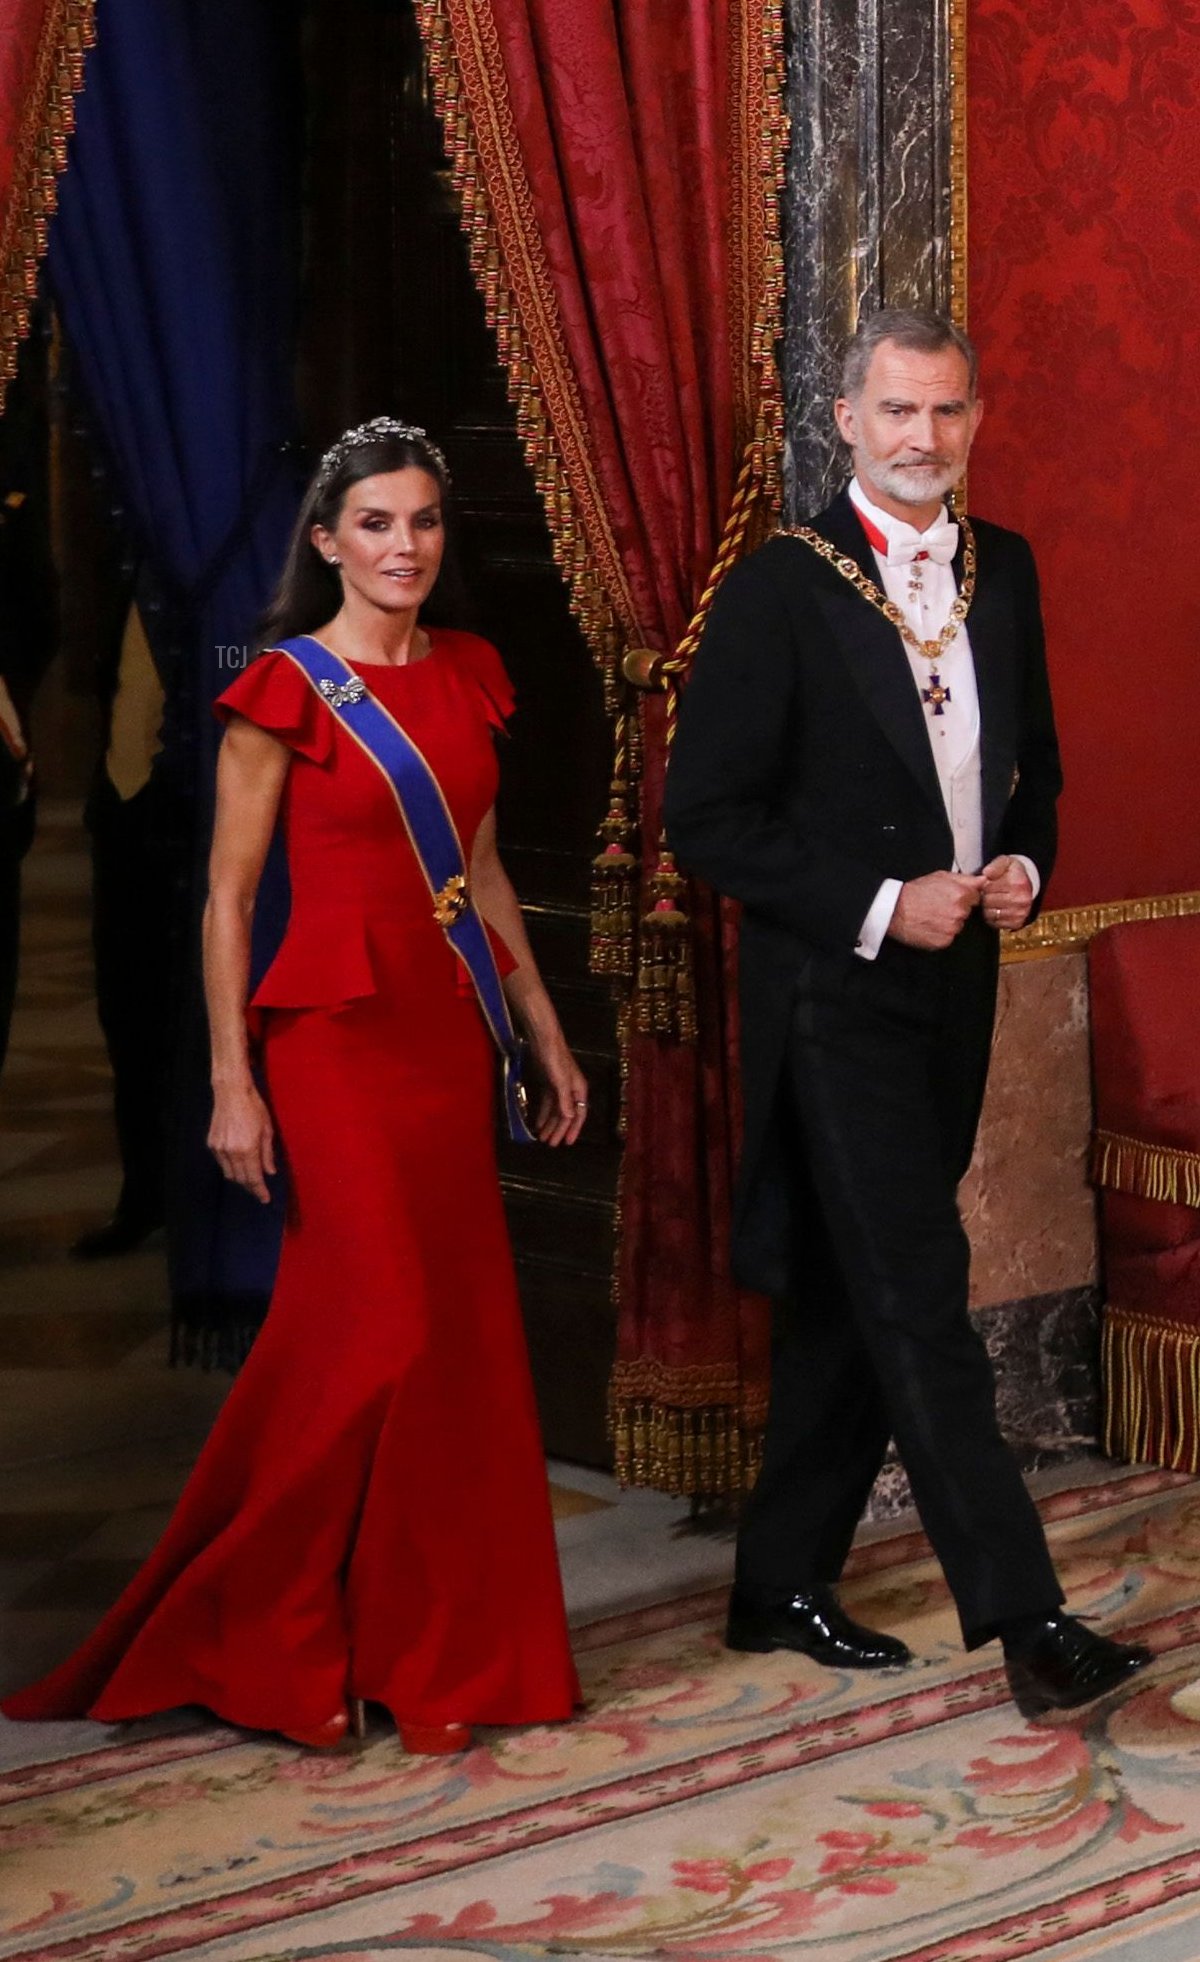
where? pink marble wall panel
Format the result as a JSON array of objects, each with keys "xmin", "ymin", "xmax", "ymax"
[{"xmin": 962, "ymin": 950, "xmax": 1098, "ymax": 1310}]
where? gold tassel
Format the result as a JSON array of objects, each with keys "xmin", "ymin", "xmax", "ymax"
[
  {"xmin": 634, "ymin": 838, "xmax": 697, "ymax": 1042},
  {"xmin": 589, "ymin": 709, "xmax": 639, "ymax": 983}
]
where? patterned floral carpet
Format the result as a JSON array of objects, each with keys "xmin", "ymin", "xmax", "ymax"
[{"xmin": 4, "ymin": 1465, "xmax": 1200, "ymax": 1961}]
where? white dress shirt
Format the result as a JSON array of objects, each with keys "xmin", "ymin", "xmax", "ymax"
[{"xmin": 846, "ymin": 478, "xmax": 1039, "ymax": 959}]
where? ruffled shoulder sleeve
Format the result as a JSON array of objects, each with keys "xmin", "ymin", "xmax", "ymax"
[
  {"xmin": 439, "ymin": 630, "xmax": 515, "ymax": 730},
  {"xmin": 213, "ymin": 648, "xmax": 334, "ymax": 763}
]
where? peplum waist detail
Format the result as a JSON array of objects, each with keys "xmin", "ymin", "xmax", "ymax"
[
  {"xmin": 250, "ymin": 908, "xmax": 385, "ymax": 1015},
  {"xmin": 248, "ymin": 898, "xmax": 517, "ymax": 1023}
]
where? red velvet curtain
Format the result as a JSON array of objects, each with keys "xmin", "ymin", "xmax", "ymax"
[
  {"xmin": 416, "ymin": 0, "xmax": 784, "ymax": 1491},
  {"xmin": 0, "ymin": 0, "xmax": 93, "ymax": 396}
]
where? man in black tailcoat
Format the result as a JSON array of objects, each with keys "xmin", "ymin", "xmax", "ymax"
[{"xmin": 664, "ymin": 308, "xmax": 1150, "ymax": 1717}]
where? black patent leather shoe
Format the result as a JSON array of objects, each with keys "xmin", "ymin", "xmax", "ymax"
[
  {"xmin": 1004, "ymin": 1615, "xmax": 1152, "ymax": 1719},
  {"xmin": 725, "ymin": 1583, "xmax": 913, "ymax": 1669}
]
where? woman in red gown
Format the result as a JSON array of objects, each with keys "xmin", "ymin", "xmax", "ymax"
[{"xmin": 4, "ymin": 420, "xmax": 585, "ymax": 1751}]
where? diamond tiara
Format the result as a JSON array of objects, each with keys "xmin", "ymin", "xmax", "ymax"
[{"xmin": 313, "ymin": 417, "xmax": 451, "ymax": 494}]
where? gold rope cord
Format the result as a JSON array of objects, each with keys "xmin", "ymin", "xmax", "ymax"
[
  {"xmin": 623, "ymin": 0, "xmax": 788, "ymax": 1047},
  {"xmin": 0, "ymin": 0, "xmax": 95, "ymax": 398},
  {"xmin": 1092, "ymin": 1130, "xmax": 1200, "ymax": 1211},
  {"xmin": 1103, "ymin": 1307, "xmax": 1200, "ymax": 1476}
]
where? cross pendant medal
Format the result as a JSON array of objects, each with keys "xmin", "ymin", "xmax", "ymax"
[{"xmin": 922, "ymin": 669, "xmax": 951, "ymax": 716}]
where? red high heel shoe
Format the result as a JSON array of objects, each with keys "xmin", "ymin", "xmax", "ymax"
[
  {"xmin": 399, "ymin": 1721, "xmax": 473, "ymax": 1755},
  {"xmin": 280, "ymin": 1701, "xmax": 367, "ymax": 1751},
  {"xmin": 280, "ymin": 1710, "xmax": 350, "ymax": 1750}
]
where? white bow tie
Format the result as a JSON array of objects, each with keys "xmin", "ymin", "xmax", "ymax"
[{"xmin": 884, "ymin": 521, "xmax": 959, "ymax": 568}]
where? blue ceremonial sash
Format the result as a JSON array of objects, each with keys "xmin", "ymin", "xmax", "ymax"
[{"xmin": 275, "ymin": 635, "xmax": 535, "ymax": 1144}]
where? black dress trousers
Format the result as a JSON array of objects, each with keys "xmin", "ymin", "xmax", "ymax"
[{"xmin": 734, "ymin": 914, "xmax": 1064, "ymax": 1648}]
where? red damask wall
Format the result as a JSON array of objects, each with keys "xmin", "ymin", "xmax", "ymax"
[{"xmin": 968, "ymin": 0, "xmax": 1200, "ymax": 908}]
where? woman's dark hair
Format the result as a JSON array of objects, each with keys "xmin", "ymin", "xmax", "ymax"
[{"xmin": 254, "ymin": 425, "xmax": 469, "ymax": 654}]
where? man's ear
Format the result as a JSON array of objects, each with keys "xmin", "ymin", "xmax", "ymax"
[{"xmin": 833, "ymin": 396, "xmax": 857, "ymax": 447}]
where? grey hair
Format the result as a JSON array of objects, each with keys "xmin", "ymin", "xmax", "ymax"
[{"xmin": 839, "ymin": 308, "xmax": 979, "ymax": 401}]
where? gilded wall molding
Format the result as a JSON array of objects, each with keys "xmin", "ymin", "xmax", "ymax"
[{"xmin": 1002, "ymin": 890, "xmax": 1200, "ymax": 962}]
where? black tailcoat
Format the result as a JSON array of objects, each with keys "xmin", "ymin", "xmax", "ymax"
[{"xmin": 663, "ymin": 487, "xmax": 1062, "ymax": 1298}]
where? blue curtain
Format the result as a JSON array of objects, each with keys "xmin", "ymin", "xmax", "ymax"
[{"xmin": 48, "ymin": 0, "xmax": 302, "ymax": 1354}]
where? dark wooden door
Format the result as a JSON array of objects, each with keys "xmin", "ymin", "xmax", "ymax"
[{"xmin": 298, "ymin": 0, "xmax": 620, "ymax": 1464}]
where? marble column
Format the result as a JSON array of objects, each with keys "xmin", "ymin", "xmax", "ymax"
[{"xmin": 783, "ymin": 0, "xmax": 954, "ymax": 513}]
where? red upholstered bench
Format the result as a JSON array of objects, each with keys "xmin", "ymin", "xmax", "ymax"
[{"xmin": 1090, "ymin": 914, "xmax": 1200, "ymax": 1473}]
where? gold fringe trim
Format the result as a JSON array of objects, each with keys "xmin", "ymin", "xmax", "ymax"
[
  {"xmin": 609, "ymin": 1394, "xmax": 764, "ymax": 1500},
  {"xmin": 1002, "ymin": 887, "xmax": 1200, "ymax": 961},
  {"xmin": 1102, "ymin": 1307, "xmax": 1200, "ymax": 1476},
  {"xmin": 609, "ymin": 1362, "xmax": 769, "ymax": 1498},
  {"xmin": 1093, "ymin": 1130, "xmax": 1200, "ymax": 1210},
  {"xmin": 0, "ymin": 0, "xmax": 95, "ymax": 399}
]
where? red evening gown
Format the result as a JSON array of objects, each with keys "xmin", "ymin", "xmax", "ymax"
[{"xmin": 3, "ymin": 630, "xmax": 579, "ymax": 1735}]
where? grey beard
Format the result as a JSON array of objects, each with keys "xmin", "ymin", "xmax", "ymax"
[{"xmin": 869, "ymin": 458, "xmax": 959, "ymax": 506}]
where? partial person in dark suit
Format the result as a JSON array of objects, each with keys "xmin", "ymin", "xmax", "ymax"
[
  {"xmin": 70, "ymin": 596, "xmax": 173, "ymax": 1258},
  {"xmin": 0, "ymin": 357, "xmax": 58, "ymax": 1080},
  {"xmin": 664, "ymin": 308, "xmax": 1150, "ymax": 1717}
]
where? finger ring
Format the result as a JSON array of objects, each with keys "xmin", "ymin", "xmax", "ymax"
[{"xmin": 574, "ymin": 1100, "xmax": 587, "ymax": 1108}]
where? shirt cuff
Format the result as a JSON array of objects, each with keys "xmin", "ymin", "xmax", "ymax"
[
  {"xmin": 855, "ymin": 878, "xmax": 903, "ymax": 961},
  {"xmin": 1012, "ymin": 854, "xmax": 1041, "ymax": 900}
]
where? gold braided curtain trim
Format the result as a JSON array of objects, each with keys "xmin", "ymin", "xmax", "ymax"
[
  {"xmin": 1002, "ymin": 888, "xmax": 1200, "ymax": 960},
  {"xmin": 727, "ymin": 0, "xmax": 787, "ymax": 508},
  {"xmin": 1093, "ymin": 1131, "xmax": 1200, "ymax": 1210},
  {"xmin": 1103, "ymin": 1308, "xmax": 1200, "ymax": 1476},
  {"xmin": 948, "ymin": 0, "xmax": 968, "ymax": 327},
  {"xmin": 413, "ymin": 0, "xmax": 641, "ymax": 695},
  {"xmin": 0, "ymin": 0, "xmax": 95, "ymax": 398}
]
